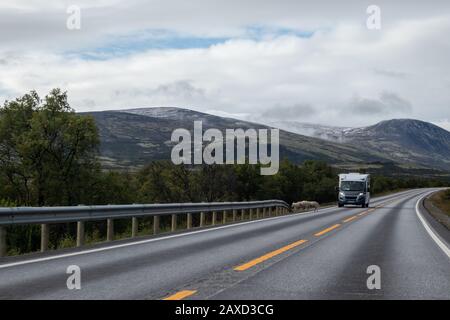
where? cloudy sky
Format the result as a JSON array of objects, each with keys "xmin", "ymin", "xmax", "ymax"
[{"xmin": 0, "ymin": 0, "xmax": 449, "ymax": 129}]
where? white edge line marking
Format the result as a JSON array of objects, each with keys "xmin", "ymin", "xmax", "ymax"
[
  {"xmin": 415, "ymin": 190, "xmax": 450, "ymax": 259},
  {"xmin": 0, "ymin": 191, "xmax": 415, "ymax": 269}
]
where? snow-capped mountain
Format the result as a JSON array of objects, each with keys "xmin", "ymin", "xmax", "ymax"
[
  {"xmin": 269, "ymin": 118, "xmax": 450, "ymax": 170},
  {"xmin": 83, "ymin": 107, "xmax": 450, "ymax": 172},
  {"xmin": 267, "ymin": 121, "xmax": 352, "ymax": 142}
]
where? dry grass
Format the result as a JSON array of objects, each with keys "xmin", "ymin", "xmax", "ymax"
[{"xmin": 430, "ymin": 190, "xmax": 450, "ymax": 217}]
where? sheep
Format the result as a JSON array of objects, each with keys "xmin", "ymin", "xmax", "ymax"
[
  {"xmin": 308, "ymin": 201, "xmax": 320, "ymax": 212},
  {"xmin": 291, "ymin": 200, "xmax": 320, "ymax": 212},
  {"xmin": 291, "ymin": 201, "xmax": 304, "ymax": 211}
]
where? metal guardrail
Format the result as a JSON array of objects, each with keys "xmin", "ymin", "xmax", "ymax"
[
  {"xmin": 0, "ymin": 200, "xmax": 289, "ymax": 225},
  {"xmin": 0, "ymin": 200, "xmax": 290, "ymax": 257}
]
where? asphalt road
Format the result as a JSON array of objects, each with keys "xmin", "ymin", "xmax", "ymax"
[{"xmin": 0, "ymin": 188, "xmax": 449, "ymax": 300}]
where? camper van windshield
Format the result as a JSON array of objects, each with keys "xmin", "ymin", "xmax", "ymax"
[{"xmin": 341, "ymin": 181, "xmax": 365, "ymax": 191}]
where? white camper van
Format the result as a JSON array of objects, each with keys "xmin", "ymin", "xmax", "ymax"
[{"xmin": 337, "ymin": 173, "xmax": 370, "ymax": 208}]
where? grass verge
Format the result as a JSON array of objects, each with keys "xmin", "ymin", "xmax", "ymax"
[{"xmin": 429, "ymin": 189, "xmax": 450, "ymax": 217}]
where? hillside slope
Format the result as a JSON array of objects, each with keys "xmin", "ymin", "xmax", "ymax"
[
  {"xmin": 342, "ymin": 119, "xmax": 450, "ymax": 170},
  {"xmin": 85, "ymin": 108, "xmax": 387, "ymax": 169},
  {"xmin": 270, "ymin": 118, "xmax": 450, "ymax": 170}
]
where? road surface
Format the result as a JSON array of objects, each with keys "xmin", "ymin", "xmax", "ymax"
[{"xmin": 0, "ymin": 188, "xmax": 449, "ymax": 299}]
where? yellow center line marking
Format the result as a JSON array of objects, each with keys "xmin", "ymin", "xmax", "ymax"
[
  {"xmin": 343, "ymin": 215, "xmax": 358, "ymax": 223},
  {"xmin": 314, "ymin": 224, "xmax": 341, "ymax": 237},
  {"xmin": 234, "ymin": 239, "xmax": 308, "ymax": 271},
  {"xmin": 163, "ymin": 290, "xmax": 197, "ymax": 300}
]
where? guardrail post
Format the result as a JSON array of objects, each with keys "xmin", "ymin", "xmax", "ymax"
[
  {"xmin": 187, "ymin": 213, "xmax": 192, "ymax": 229},
  {"xmin": 41, "ymin": 224, "xmax": 49, "ymax": 252},
  {"xmin": 212, "ymin": 211, "xmax": 217, "ymax": 226},
  {"xmin": 171, "ymin": 214, "xmax": 177, "ymax": 232},
  {"xmin": 76, "ymin": 221, "xmax": 85, "ymax": 247},
  {"xmin": 107, "ymin": 219, "xmax": 114, "ymax": 241},
  {"xmin": 131, "ymin": 217, "xmax": 138, "ymax": 238},
  {"xmin": 232, "ymin": 209, "xmax": 237, "ymax": 222},
  {"xmin": 153, "ymin": 216, "xmax": 160, "ymax": 234},
  {"xmin": 0, "ymin": 226, "xmax": 6, "ymax": 257},
  {"xmin": 200, "ymin": 212, "xmax": 205, "ymax": 227},
  {"xmin": 263, "ymin": 207, "xmax": 266, "ymax": 218},
  {"xmin": 222, "ymin": 210, "xmax": 227, "ymax": 224},
  {"xmin": 241, "ymin": 209, "xmax": 245, "ymax": 220},
  {"xmin": 249, "ymin": 208, "xmax": 253, "ymax": 220}
]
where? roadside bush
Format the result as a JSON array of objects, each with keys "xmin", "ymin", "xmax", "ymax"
[{"xmin": 58, "ymin": 235, "xmax": 76, "ymax": 249}]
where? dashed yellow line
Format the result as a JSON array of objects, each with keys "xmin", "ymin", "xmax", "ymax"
[
  {"xmin": 163, "ymin": 199, "xmax": 399, "ymax": 299},
  {"xmin": 314, "ymin": 224, "xmax": 341, "ymax": 237},
  {"xmin": 343, "ymin": 215, "xmax": 358, "ymax": 223},
  {"xmin": 163, "ymin": 290, "xmax": 197, "ymax": 300},
  {"xmin": 234, "ymin": 239, "xmax": 308, "ymax": 271}
]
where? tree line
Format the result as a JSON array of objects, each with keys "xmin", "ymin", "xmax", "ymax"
[{"xmin": 0, "ymin": 90, "xmax": 447, "ymax": 255}]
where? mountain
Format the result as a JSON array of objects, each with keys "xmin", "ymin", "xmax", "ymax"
[
  {"xmin": 340, "ymin": 119, "xmax": 450, "ymax": 171},
  {"xmin": 82, "ymin": 107, "xmax": 450, "ymax": 173},
  {"xmin": 84, "ymin": 107, "xmax": 387, "ymax": 170},
  {"xmin": 267, "ymin": 121, "xmax": 351, "ymax": 142},
  {"xmin": 269, "ymin": 119, "xmax": 450, "ymax": 171}
]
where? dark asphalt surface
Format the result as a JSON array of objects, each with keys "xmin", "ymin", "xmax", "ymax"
[{"xmin": 0, "ymin": 189, "xmax": 448, "ymax": 300}]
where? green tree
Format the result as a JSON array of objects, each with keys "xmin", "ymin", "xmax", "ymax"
[
  {"xmin": 136, "ymin": 161, "xmax": 175, "ymax": 203},
  {"xmin": 0, "ymin": 89, "xmax": 99, "ymax": 206}
]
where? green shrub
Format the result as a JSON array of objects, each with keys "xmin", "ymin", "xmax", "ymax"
[
  {"xmin": 58, "ymin": 235, "xmax": 76, "ymax": 249},
  {"xmin": 0, "ymin": 199, "xmax": 17, "ymax": 207},
  {"xmin": 7, "ymin": 247, "xmax": 21, "ymax": 257}
]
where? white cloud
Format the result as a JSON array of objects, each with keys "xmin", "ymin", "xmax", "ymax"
[{"xmin": 0, "ymin": 1, "xmax": 449, "ymax": 129}]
